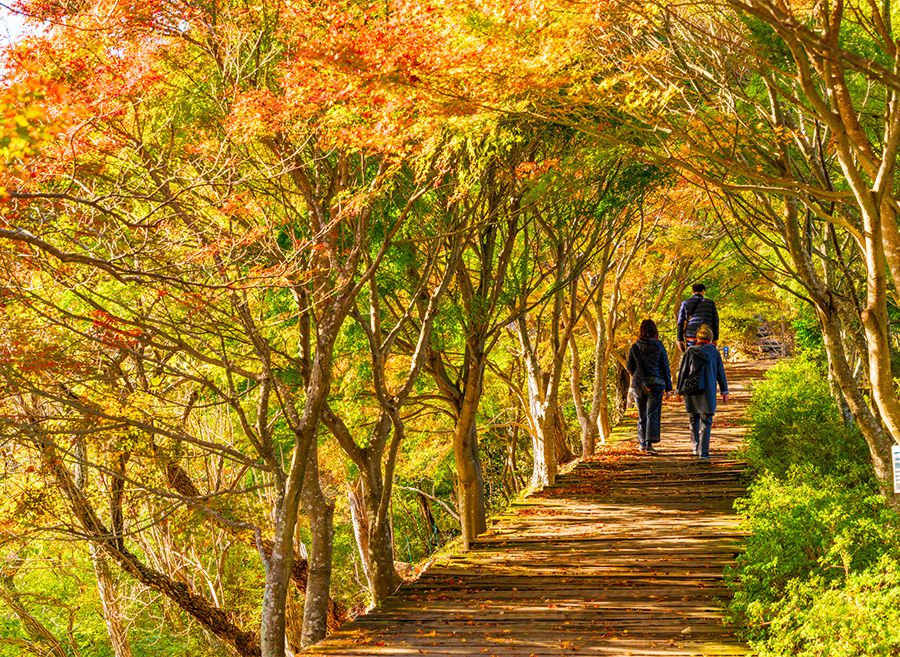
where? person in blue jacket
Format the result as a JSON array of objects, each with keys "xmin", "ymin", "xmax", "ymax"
[
  {"xmin": 677, "ymin": 324, "xmax": 728, "ymax": 460},
  {"xmin": 677, "ymin": 283, "xmax": 719, "ymax": 351},
  {"xmin": 626, "ymin": 319, "xmax": 673, "ymax": 454}
]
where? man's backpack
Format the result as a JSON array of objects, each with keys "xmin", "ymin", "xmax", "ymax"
[{"xmin": 678, "ymin": 346, "xmax": 709, "ymax": 395}]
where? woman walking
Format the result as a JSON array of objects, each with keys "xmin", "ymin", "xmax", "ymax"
[
  {"xmin": 677, "ymin": 324, "xmax": 728, "ymax": 460},
  {"xmin": 626, "ymin": 319, "xmax": 673, "ymax": 454}
]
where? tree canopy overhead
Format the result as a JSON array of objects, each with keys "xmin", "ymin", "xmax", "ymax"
[{"xmin": 1, "ymin": 1, "xmax": 898, "ymax": 656}]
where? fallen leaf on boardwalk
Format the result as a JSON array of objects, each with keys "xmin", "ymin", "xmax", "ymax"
[{"xmin": 681, "ymin": 626, "xmax": 693, "ymax": 634}]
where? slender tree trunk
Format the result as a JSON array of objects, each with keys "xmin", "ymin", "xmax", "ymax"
[
  {"xmin": 348, "ymin": 479, "xmax": 400, "ymax": 606},
  {"xmin": 300, "ymin": 443, "xmax": 333, "ymax": 648},
  {"xmin": 301, "ymin": 502, "xmax": 333, "ymax": 648},
  {"xmin": 569, "ymin": 335, "xmax": 595, "ymax": 457},
  {"xmin": 261, "ymin": 316, "xmax": 342, "ymax": 657},
  {"xmin": 427, "ymin": 340, "xmax": 488, "ymax": 549},
  {"xmin": 596, "ymin": 364, "xmax": 612, "ymax": 444},
  {"xmin": 528, "ymin": 410, "xmax": 558, "ymax": 488},
  {"xmin": 454, "ymin": 381, "xmax": 488, "ymax": 549},
  {"xmin": 550, "ymin": 402, "xmax": 574, "ymax": 464},
  {"xmin": 365, "ymin": 511, "xmax": 399, "ymax": 604},
  {"xmin": 39, "ymin": 439, "xmax": 261, "ymax": 657},
  {"xmin": 523, "ymin": 363, "xmax": 559, "ymax": 487},
  {"xmin": 878, "ymin": 196, "xmax": 900, "ymax": 303},
  {"xmin": 348, "ymin": 483, "xmax": 371, "ymax": 585},
  {"xmin": 614, "ymin": 361, "xmax": 630, "ymax": 420},
  {"xmin": 779, "ymin": 196, "xmax": 900, "ymax": 510},
  {"xmin": 819, "ymin": 306, "xmax": 900, "ymax": 509},
  {"xmin": 262, "ymin": 489, "xmax": 303, "ymax": 657},
  {"xmin": 89, "ymin": 546, "xmax": 134, "ymax": 657},
  {"xmin": 858, "ymin": 206, "xmax": 900, "ymax": 446},
  {"xmin": 501, "ymin": 417, "xmax": 522, "ymax": 496},
  {"xmin": 73, "ymin": 441, "xmax": 134, "ymax": 657},
  {"xmin": 416, "ymin": 492, "xmax": 440, "ymax": 547},
  {"xmin": 0, "ymin": 574, "xmax": 69, "ymax": 657}
]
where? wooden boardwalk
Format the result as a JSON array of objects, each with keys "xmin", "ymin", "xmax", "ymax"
[{"xmin": 305, "ymin": 362, "xmax": 761, "ymax": 657}]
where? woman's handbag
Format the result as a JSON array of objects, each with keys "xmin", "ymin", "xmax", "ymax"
[
  {"xmin": 677, "ymin": 347, "xmax": 708, "ymax": 395},
  {"xmin": 679, "ymin": 373, "xmax": 704, "ymax": 395}
]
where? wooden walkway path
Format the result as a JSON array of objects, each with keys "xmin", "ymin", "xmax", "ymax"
[{"xmin": 305, "ymin": 362, "xmax": 761, "ymax": 657}]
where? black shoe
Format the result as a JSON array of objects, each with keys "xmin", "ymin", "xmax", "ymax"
[{"xmin": 646, "ymin": 446, "xmax": 658, "ymax": 455}]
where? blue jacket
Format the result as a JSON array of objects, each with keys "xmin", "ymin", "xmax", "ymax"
[
  {"xmin": 678, "ymin": 343, "xmax": 727, "ymax": 414},
  {"xmin": 677, "ymin": 294, "xmax": 719, "ymax": 341},
  {"xmin": 627, "ymin": 338, "xmax": 673, "ymax": 392}
]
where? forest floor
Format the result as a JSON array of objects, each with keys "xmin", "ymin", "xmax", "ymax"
[{"xmin": 304, "ymin": 361, "xmax": 766, "ymax": 657}]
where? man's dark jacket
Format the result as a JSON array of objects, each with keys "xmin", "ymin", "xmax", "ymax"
[{"xmin": 677, "ymin": 294, "xmax": 719, "ymax": 341}]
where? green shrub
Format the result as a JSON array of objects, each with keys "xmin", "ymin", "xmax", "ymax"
[
  {"xmin": 729, "ymin": 358, "xmax": 900, "ymax": 656},
  {"xmin": 729, "ymin": 469, "xmax": 900, "ymax": 636},
  {"xmin": 758, "ymin": 557, "xmax": 900, "ymax": 657},
  {"xmin": 742, "ymin": 357, "xmax": 872, "ymax": 483}
]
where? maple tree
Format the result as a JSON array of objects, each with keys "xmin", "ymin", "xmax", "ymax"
[
  {"xmin": 1, "ymin": 0, "xmax": 891, "ymax": 654},
  {"xmin": 0, "ymin": 2, "xmax": 456, "ymax": 655}
]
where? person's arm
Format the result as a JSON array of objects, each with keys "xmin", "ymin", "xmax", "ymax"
[
  {"xmin": 711, "ymin": 300, "xmax": 720, "ymax": 342},
  {"xmin": 661, "ymin": 345, "xmax": 673, "ymax": 392},
  {"xmin": 626, "ymin": 345, "xmax": 637, "ymax": 374},
  {"xmin": 716, "ymin": 352, "xmax": 728, "ymax": 401},
  {"xmin": 676, "ymin": 302, "xmax": 687, "ymax": 342}
]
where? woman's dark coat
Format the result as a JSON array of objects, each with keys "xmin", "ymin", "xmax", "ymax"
[
  {"xmin": 626, "ymin": 338, "xmax": 673, "ymax": 393},
  {"xmin": 678, "ymin": 342, "xmax": 727, "ymax": 414}
]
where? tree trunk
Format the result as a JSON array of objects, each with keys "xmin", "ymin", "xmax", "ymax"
[
  {"xmin": 73, "ymin": 440, "xmax": 134, "ymax": 657},
  {"xmin": 417, "ymin": 491, "xmax": 440, "ymax": 547},
  {"xmin": 348, "ymin": 480, "xmax": 399, "ymax": 606},
  {"xmin": 40, "ymin": 439, "xmax": 261, "ymax": 657},
  {"xmin": 858, "ymin": 207, "xmax": 900, "ymax": 447},
  {"xmin": 528, "ymin": 413, "xmax": 557, "ymax": 488},
  {"xmin": 261, "ymin": 485, "xmax": 301, "ymax": 657},
  {"xmin": 819, "ymin": 305, "xmax": 900, "ymax": 510},
  {"xmin": 300, "ymin": 444, "xmax": 334, "ymax": 648},
  {"xmin": 0, "ymin": 574, "xmax": 69, "ymax": 657},
  {"xmin": 569, "ymin": 335, "xmax": 595, "ymax": 457},
  {"xmin": 365, "ymin": 513, "xmax": 399, "ymax": 605},
  {"xmin": 551, "ymin": 403, "xmax": 574, "ymax": 464},
  {"xmin": 301, "ymin": 502, "xmax": 333, "ymax": 648},
  {"xmin": 614, "ymin": 361, "xmax": 630, "ymax": 421},
  {"xmin": 780, "ymin": 195, "xmax": 900, "ymax": 511},
  {"xmin": 261, "ymin": 322, "xmax": 341, "ymax": 657},
  {"xmin": 348, "ymin": 483, "xmax": 371, "ymax": 584},
  {"xmin": 89, "ymin": 545, "xmax": 134, "ymax": 657},
  {"xmin": 596, "ymin": 363, "xmax": 613, "ymax": 444},
  {"xmin": 454, "ymin": 418, "xmax": 487, "ymax": 549},
  {"xmin": 525, "ymin": 366, "xmax": 559, "ymax": 488}
]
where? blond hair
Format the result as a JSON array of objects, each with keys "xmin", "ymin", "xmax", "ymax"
[{"xmin": 696, "ymin": 324, "xmax": 714, "ymax": 341}]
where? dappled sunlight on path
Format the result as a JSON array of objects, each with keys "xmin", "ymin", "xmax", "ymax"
[{"xmin": 303, "ymin": 361, "xmax": 764, "ymax": 656}]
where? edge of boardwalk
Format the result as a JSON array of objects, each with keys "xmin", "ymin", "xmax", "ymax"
[{"xmin": 303, "ymin": 360, "xmax": 765, "ymax": 657}]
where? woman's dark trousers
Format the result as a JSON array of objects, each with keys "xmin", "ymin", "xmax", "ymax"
[
  {"xmin": 689, "ymin": 413, "xmax": 714, "ymax": 458},
  {"xmin": 635, "ymin": 389, "xmax": 664, "ymax": 448}
]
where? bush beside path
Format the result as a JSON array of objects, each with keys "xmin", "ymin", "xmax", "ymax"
[{"xmin": 303, "ymin": 362, "xmax": 765, "ymax": 656}]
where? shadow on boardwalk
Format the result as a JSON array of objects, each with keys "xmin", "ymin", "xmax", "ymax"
[{"xmin": 304, "ymin": 361, "xmax": 766, "ymax": 657}]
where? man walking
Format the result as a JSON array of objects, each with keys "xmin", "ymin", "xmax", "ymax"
[{"xmin": 677, "ymin": 283, "xmax": 719, "ymax": 352}]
